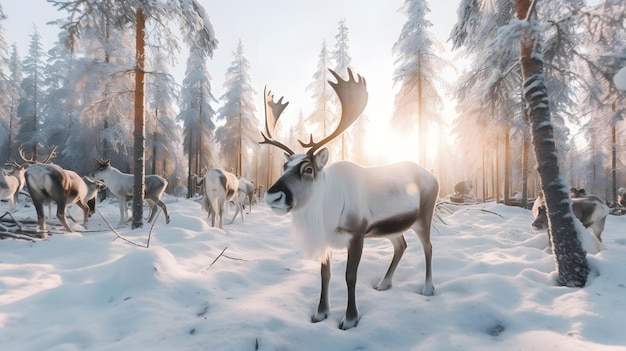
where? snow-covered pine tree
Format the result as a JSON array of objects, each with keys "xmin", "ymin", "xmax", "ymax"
[
  {"xmin": 305, "ymin": 41, "xmax": 334, "ymax": 154},
  {"xmin": 517, "ymin": 0, "xmax": 589, "ymax": 287},
  {"xmin": 392, "ymin": 0, "xmax": 447, "ymax": 171},
  {"xmin": 331, "ymin": 19, "xmax": 352, "ymax": 161},
  {"xmin": 53, "ymin": 0, "xmax": 218, "ymax": 229},
  {"xmin": 216, "ymin": 40, "xmax": 259, "ymax": 178},
  {"xmin": 146, "ymin": 44, "xmax": 183, "ymax": 191},
  {"xmin": 178, "ymin": 33, "xmax": 218, "ymax": 196},
  {"xmin": 16, "ymin": 26, "xmax": 46, "ymax": 157}
]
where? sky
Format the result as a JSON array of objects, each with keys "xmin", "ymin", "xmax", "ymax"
[
  {"xmin": 1, "ymin": 194, "xmax": 626, "ymax": 350},
  {"xmin": 1, "ymin": 0, "xmax": 462, "ymax": 161}
]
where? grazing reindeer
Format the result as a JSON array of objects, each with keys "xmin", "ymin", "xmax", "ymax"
[
  {"xmin": 201, "ymin": 168, "xmax": 239, "ymax": 229},
  {"xmin": 1, "ymin": 161, "xmax": 26, "ymax": 210},
  {"xmin": 261, "ymin": 68, "xmax": 440, "ymax": 329},
  {"xmin": 82, "ymin": 176, "xmax": 107, "ymax": 217},
  {"xmin": 18, "ymin": 145, "xmax": 78, "ymax": 232},
  {"xmin": 92, "ymin": 159, "xmax": 170, "ymax": 226},
  {"xmin": 238, "ymin": 177, "xmax": 255, "ymax": 213},
  {"xmin": 532, "ymin": 191, "xmax": 610, "ymax": 242}
]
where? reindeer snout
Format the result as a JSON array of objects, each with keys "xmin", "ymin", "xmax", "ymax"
[{"xmin": 265, "ymin": 183, "xmax": 292, "ymax": 214}]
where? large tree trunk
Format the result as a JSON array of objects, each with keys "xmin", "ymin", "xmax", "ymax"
[
  {"xmin": 132, "ymin": 9, "xmax": 147, "ymax": 229},
  {"xmin": 517, "ymin": 0, "xmax": 589, "ymax": 287}
]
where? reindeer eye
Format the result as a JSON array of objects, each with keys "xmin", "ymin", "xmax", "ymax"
[{"xmin": 303, "ymin": 166, "xmax": 313, "ymax": 175}]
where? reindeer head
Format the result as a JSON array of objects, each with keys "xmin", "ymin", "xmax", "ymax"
[{"xmin": 260, "ymin": 68, "xmax": 368, "ymax": 214}]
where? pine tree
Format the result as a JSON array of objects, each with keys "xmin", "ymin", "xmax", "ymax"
[
  {"xmin": 53, "ymin": 0, "xmax": 218, "ymax": 228},
  {"xmin": 392, "ymin": 0, "xmax": 448, "ymax": 170},
  {"xmin": 216, "ymin": 40, "xmax": 259, "ymax": 177},
  {"xmin": 331, "ymin": 19, "xmax": 352, "ymax": 160},
  {"xmin": 517, "ymin": 0, "xmax": 589, "ymax": 287},
  {"xmin": 16, "ymin": 26, "xmax": 46, "ymax": 156},
  {"xmin": 178, "ymin": 33, "xmax": 217, "ymax": 195}
]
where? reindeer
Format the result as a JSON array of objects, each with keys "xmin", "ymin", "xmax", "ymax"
[
  {"xmin": 82, "ymin": 176, "xmax": 107, "ymax": 217},
  {"xmin": 92, "ymin": 159, "xmax": 170, "ymax": 226},
  {"xmin": 531, "ymin": 191, "xmax": 610, "ymax": 242},
  {"xmin": 16, "ymin": 145, "xmax": 79, "ymax": 233},
  {"xmin": 238, "ymin": 177, "xmax": 255, "ymax": 213},
  {"xmin": 260, "ymin": 68, "xmax": 440, "ymax": 330},
  {"xmin": 1, "ymin": 161, "xmax": 26, "ymax": 210},
  {"xmin": 200, "ymin": 168, "xmax": 239, "ymax": 229}
]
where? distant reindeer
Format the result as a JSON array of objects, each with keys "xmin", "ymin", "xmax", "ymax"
[
  {"xmin": 200, "ymin": 168, "xmax": 239, "ymax": 229},
  {"xmin": 454, "ymin": 180, "xmax": 473, "ymax": 196},
  {"xmin": 237, "ymin": 177, "xmax": 255, "ymax": 213},
  {"xmin": 617, "ymin": 187, "xmax": 626, "ymax": 214},
  {"xmin": 92, "ymin": 159, "xmax": 170, "ymax": 226},
  {"xmin": 261, "ymin": 68, "xmax": 439, "ymax": 329},
  {"xmin": 531, "ymin": 191, "xmax": 610, "ymax": 242},
  {"xmin": 1, "ymin": 161, "xmax": 26, "ymax": 210}
]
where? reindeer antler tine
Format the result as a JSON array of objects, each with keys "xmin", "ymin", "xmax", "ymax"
[
  {"xmin": 260, "ymin": 86, "xmax": 295, "ymax": 155},
  {"xmin": 300, "ymin": 68, "xmax": 368, "ymax": 156}
]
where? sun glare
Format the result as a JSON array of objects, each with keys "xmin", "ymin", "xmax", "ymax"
[{"xmin": 363, "ymin": 127, "xmax": 439, "ymax": 167}]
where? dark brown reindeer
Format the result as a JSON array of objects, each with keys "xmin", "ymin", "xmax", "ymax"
[{"xmin": 261, "ymin": 68, "xmax": 440, "ymax": 329}]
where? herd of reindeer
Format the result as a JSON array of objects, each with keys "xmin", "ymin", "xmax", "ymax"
[
  {"xmin": 1, "ymin": 68, "xmax": 625, "ymax": 330},
  {"xmin": 0, "ymin": 144, "xmax": 256, "ymax": 235}
]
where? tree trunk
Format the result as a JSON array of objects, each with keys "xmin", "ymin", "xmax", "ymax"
[
  {"xmin": 504, "ymin": 126, "xmax": 511, "ymax": 205},
  {"xmin": 517, "ymin": 0, "xmax": 589, "ymax": 287},
  {"xmin": 132, "ymin": 9, "xmax": 147, "ymax": 229}
]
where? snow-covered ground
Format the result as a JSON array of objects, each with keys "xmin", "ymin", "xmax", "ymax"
[{"xmin": 1, "ymin": 195, "xmax": 625, "ymax": 350}]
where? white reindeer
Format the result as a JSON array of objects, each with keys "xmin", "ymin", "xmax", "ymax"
[
  {"xmin": 261, "ymin": 68, "xmax": 440, "ymax": 330},
  {"xmin": 92, "ymin": 159, "xmax": 170, "ymax": 226},
  {"xmin": 200, "ymin": 168, "xmax": 239, "ymax": 229},
  {"xmin": 237, "ymin": 177, "xmax": 255, "ymax": 213},
  {"xmin": 1, "ymin": 161, "xmax": 26, "ymax": 210}
]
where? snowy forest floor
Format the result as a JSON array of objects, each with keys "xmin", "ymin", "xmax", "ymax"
[{"xmin": 1, "ymin": 195, "xmax": 626, "ymax": 350}]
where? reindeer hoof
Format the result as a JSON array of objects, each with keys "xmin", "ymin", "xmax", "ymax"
[
  {"xmin": 374, "ymin": 279, "xmax": 392, "ymax": 291},
  {"xmin": 339, "ymin": 317, "xmax": 359, "ymax": 330},
  {"xmin": 311, "ymin": 311, "xmax": 328, "ymax": 323},
  {"xmin": 422, "ymin": 284, "xmax": 435, "ymax": 296}
]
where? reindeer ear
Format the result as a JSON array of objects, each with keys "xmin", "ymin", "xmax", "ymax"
[{"xmin": 313, "ymin": 148, "xmax": 329, "ymax": 170}]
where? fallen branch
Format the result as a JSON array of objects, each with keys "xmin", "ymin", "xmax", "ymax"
[
  {"xmin": 201, "ymin": 246, "xmax": 249, "ymax": 273},
  {"xmin": 0, "ymin": 231, "xmax": 37, "ymax": 242},
  {"xmin": 96, "ymin": 208, "xmax": 159, "ymax": 248}
]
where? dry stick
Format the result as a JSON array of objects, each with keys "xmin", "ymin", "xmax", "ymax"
[
  {"xmin": 202, "ymin": 246, "xmax": 229, "ymax": 272},
  {"xmin": 95, "ymin": 208, "xmax": 148, "ymax": 248},
  {"xmin": 0, "ymin": 231, "xmax": 36, "ymax": 242}
]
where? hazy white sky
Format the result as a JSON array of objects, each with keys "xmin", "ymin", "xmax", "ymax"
[{"xmin": 3, "ymin": 0, "xmax": 461, "ymax": 151}]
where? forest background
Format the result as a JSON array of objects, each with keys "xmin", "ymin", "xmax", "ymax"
[{"xmin": 0, "ymin": 0, "xmax": 624, "ymax": 207}]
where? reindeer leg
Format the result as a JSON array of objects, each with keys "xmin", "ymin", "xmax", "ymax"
[
  {"xmin": 118, "ymin": 197, "xmax": 127, "ymax": 226},
  {"xmin": 375, "ymin": 234, "xmax": 407, "ymax": 291},
  {"xmin": 56, "ymin": 201, "xmax": 73, "ymax": 233},
  {"xmin": 312, "ymin": 252, "xmax": 332, "ymax": 323},
  {"xmin": 145, "ymin": 199, "xmax": 156, "ymax": 222},
  {"xmin": 77, "ymin": 200, "xmax": 90, "ymax": 226},
  {"xmin": 340, "ymin": 235, "xmax": 364, "ymax": 330},
  {"xmin": 413, "ymin": 220, "xmax": 434, "ymax": 296},
  {"xmin": 156, "ymin": 199, "xmax": 170, "ymax": 224},
  {"xmin": 32, "ymin": 195, "xmax": 46, "ymax": 232}
]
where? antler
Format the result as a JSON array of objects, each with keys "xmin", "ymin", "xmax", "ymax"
[
  {"xmin": 259, "ymin": 86, "xmax": 295, "ymax": 155},
  {"xmin": 299, "ymin": 68, "xmax": 368, "ymax": 156},
  {"xmin": 92, "ymin": 158, "xmax": 110, "ymax": 167},
  {"xmin": 18, "ymin": 144, "xmax": 57, "ymax": 164},
  {"xmin": 40, "ymin": 145, "xmax": 57, "ymax": 164}
]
